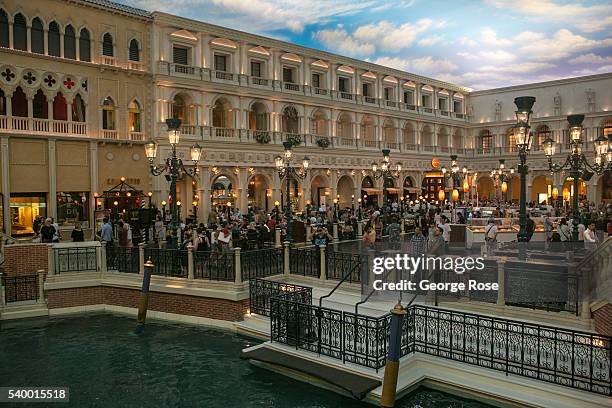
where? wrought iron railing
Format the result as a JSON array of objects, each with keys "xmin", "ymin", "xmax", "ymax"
[
  {"xmin": 193, "ymin": 251, "xmax": 234, "ymax": 281},
  {"xmin": 325, "ymin": 251, "xmax": 367, "ymax": 283},
  {"xmin": 241, "ymin": 248, "xmax": 284, "ymax": 280},
  {"xmin": 54, "ymin": 247, "xmax": 98, "ymax": 273},
  {"xmin": 269, "ymin": 289, "xmax": 611, "ymax": 395},
  {"xmin": 107, "ymin": 246, "xmax": 139, "ymax": 273},
  {"xmin": 144, "ymin": 248, "xmax": 188, "ymax": 278},
  {"xmin": 2, "ymin": 275, "xmax": 39, "ymax": 303},
  {"xmin": 249, "ymin": 278, "xmax": 311, "ymax": 316},
  {"xmin": 289, "ymin": 247, "xmax": 320, "ymax": 277}
]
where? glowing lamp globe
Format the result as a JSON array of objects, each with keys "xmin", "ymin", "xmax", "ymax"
[
  {"xmin": 463, "ymin": 180, "xmax": 469, "ymax": 193},
  {"xmin": 501, "ymin": 181, "xmax": 508, "ymax": 193},
  {"xmin": 551, "ymin": 187, "xmax": 559, "ymax": 200},
  {"xmin": 438, "ymin": 190, "xmax": 445, "ymax": 201},
  {"xmin": 451, "ymin": 189, "xmax": 459, "ymax": 202}
]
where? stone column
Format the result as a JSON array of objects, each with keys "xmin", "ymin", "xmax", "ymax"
[
  {"xmin": 234, "ymin": 247, "xmax": 242, "ymax": 284},
  {"xmin": 48, "ymin": 139, "xmax": 57, "ymax": 220},
  {"xmin": 319, "ymin": 245, "xmax": 327, "ymax": 280},
  {"xmin": 0, "ymin": 137, "xmax": 10, "ymax": 234}
]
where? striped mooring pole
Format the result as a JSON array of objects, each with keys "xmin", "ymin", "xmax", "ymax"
[
  {"xmin": 136, "ymin": 258, "xmax": 154, "ymax": 331},
  {"xmin": 380, "ymin": 302, "xmax": 406, "ymax": 407}
]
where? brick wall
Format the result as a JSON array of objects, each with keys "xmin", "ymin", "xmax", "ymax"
[
  {"xmin": 593, "ymin": 303, "xmax": 612, "ymax": 336},
  {"xmin": 1, "ymin": 244, "xmax": 49, "ymax": 276},
  {"xmin": 46, "ymin": 285, "xmax": 249, "ymax": 322}
]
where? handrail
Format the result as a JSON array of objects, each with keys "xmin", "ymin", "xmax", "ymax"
[
  {"xmin": 354, "ymin": 265, "xmax": 394, "ymax": 314},
  {"xmin": 319, "ymin": 259, "xmax": 362, "ymax": 308},
  {"xmin": 575, "ymin": 236, "xmax": 611, "ymax": 271}
]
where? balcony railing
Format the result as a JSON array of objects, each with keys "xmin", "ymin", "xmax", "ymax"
[
  {"xmin": 439, "ymin": 110, "xmax": 449, "ymax": 117},
  {"xmin": 340, "ymin": 138, "xmax": 354, "ymax": 147},
  {"xmin": 251, "ymin": 77, "xmax": 269, "ymax": 86},
  {"xmin": 364, "ymin": 96, "xmax": 376, "ymax": 104},
  {"xmin": 284, "ymin": 82, "xmax": 301, "ymax": 92},
  {"xmin": 102, "ymin": 129, "xmax": 118, "ymax": 139},
  {"xmin": 404, "ymin": 143, "xmax": 418, "ymax": 151},
  {"xmin": 363, "ymin": 139, "xmax": 378, "ymax": 148},
  {"xmin": 215, "ymin": 71, "xmax": 234, "ymax": 81},
  {"xmin": 129, "ymin": 131, "xmax": 144, "ymax": 141},
  {"xmin": 385, "ymin": 142, "xmax": 400, "ymax": 150},
  {"xmin": 0, "ymin": 116, "xmax": 89, "ymax": 136},
  {"xmin": 128, "ymin": 61, "xmax": 144, "ymax": 71},
  {"xmin": 102, "ymin": 56, "xmax": 116, "ymax": 66},
  {"xmin": 340, "ymin": 92, "xmax": 353, "ymax": 100},
  {"xmin": 174, "ymin": 64, "xmax": 196, "ymax": 75},
  {"xmin": 313, "ymin": 87, "xmax": 328, "ymax": 96},
  {"xmin": 404, "ymin": 104, "xmax": 416, "ymax": 111},
  {"xmin": 213, "ymin": 127, "xmax": 236, "ymax": 139},
  {"xmin": 421, "ymin": 107, "xmax": 434, "ymax": 114},
  {"xmin": 385, "ymin": 100, "xmax": 397, "ymax": 108}
]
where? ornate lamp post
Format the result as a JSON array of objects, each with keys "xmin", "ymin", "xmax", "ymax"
[
  {"xmin": 274, "ymin": 141, "xmax": 310, "ymax": 242},
  {"xmin": 512, "ymin": 96, "xmax": 536, "ymax": 243},
  {"xmin": 543, "ymin": 114, "xmax": 611, "ymax": 240},
  {"xmin": 491, "ymin": 159, "xmax": 514, "ymax": 202},
  {"xmin": 144, "ymin": 118, "xmax": 202, "ymax": 249},
  {"xmin": 371, "ymin": 149, "xmax": 401, "ymax": 208}
]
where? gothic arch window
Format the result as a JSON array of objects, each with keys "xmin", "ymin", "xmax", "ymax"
[
  {"xmin": 48, "ymin": 21, "xmax": 60, "ymax": 57},
  {"xmin": 72, "ymin": 94, "xmax": 86, "ymax": 122},
  {"xmin": 0, "ymin": 9, "xmax": 8, "ymax": 48},
  {"xmin": 171, "ymin": 95, "xmax": 187, "ymax": 123},
  {"xmin": 281, "ymin": 105, "xmax": 299, "ymax": 134},
  {"xmin": 13, "ymin": 13, "xmax": 27, "ymax": 51},
  {"xmin": 64, "ymin": 25, "xmax": 76, "ymax": 60},
  {"xmin": 102, "ymin": 33, "xmax": 113, "ymax": 57},
  {"xmin": 0, "ymin": 89, "xmax": 6, "ymax": 115},
  {"xmin": 31, "ymin": 17, "xmax": 44, "ymax": 54},
  {"xmin": 102, "ymin": 97, "xmax": 115, "ymax": 130},
  {"xmin": 128, "ymin": 39, "xmax": 139, "ymax": 61},
  {"xmin": 11, "ymin": 87, "xmax": 28, "ymax": 117},
  {"xmin": 248, "ymin": 102, "xmax": 267, "ymax": 131},
  {"xmin": 53, "ymin": 92, "xmax": 67, "ymax": 121},
  {"xmin": 79, "ymin": 28, "xmax": 90, "ymax": 61},
  {"xmin": 33, "ymin": 89, "xmax": 48, "ymax": 118},
  {"xmin": 212, "ymin": 98, "xmax": 232, "ymax": 128},
  {"xmin": 128, "ymin": 100, "xmax": 141, "ymax": 132}
]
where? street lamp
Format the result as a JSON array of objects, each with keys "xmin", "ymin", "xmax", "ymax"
[
  {"xmin": 544, "ymin": 114, "xmax": 611, "ymax": 240},
  {"xmin": 145, "ymin": 118, "xmax": 203, "ymax": 249},
  {"xmin": 275, "ymin": 141, "xmax": 310, "ymax": 242},
  {"xmin": 371, "ymin": 149, "xmax": 401, "ymax": 208},
  {"xmin": 491, "ymin": 159, "xmax": 514, "ymax": 202},
  {"xmin": 512, "ymin": 96, "xmax": 536, "ymax": 243}
]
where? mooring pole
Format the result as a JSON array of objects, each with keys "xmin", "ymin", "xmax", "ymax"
[
  {"xmin": 380, "ymin": 303, "xmax": 406, "ymax": 408},
  {"xmin": 136, "ymin": 258, "xmax": 154, "ymax": 331}
]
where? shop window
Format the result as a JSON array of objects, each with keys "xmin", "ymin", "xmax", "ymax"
[
  {"xmin": 129, "ymin": 39, "xmax": 139, "ymax": 62},
  {"xmin": 64, "ymin": 25, "xmax": 76, "ymax": 59},
  {"xmin": 10, "ymin": 193, "xmax": 47, "ymax": 236},
  {"xmin": 57, "ymin": 192, "xmax": 89, "ymax": 227},
  {"xmin": 53, "ymin": 92, "xmax": 68, "ymax": 121},
  {"xmin": 11, "ymin": 87, "xmax": 28, "ymax": 117},
  {"xmin": 72, "ymin": 94, "xmax": 86, "ymax": 122},
  {"xmin": 128, "ymin": 100, "xmax": 141, "ymax": 132},
  {"xmin": 102, "ymin": 33, "xmax": 113, "ymax": 57},
  {"xmin": 79, "ymin": 28, "xmax": 91, "ymax": 62},
  {"xmin": 102, "ymin": 97, "xmax": 115, "ymax": 130},
  {"xmin": 31, "ymin": 17, "xmax": 44, "ymax": 54},
  {"xmin": 13, "ymin": 13, "xmax": 27, "ymax": 51},
  {"xmin": 48, "ymin": 22, "xmax": 60, "ymax": 57},
  {"xmin": 0, "ymin": 9, "xmax": 8, "ymax": 48},
  {"xmin": 33, "ymin": 89, "xmax": 48, "ymax": 119}
]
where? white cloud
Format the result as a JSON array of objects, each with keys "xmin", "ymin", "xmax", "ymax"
[
  {"xmin": 418, "ymin": 35, "xmax": 446, "ymax": 47},
  {"xmin": 569, "ymin": 53, "xmax": 612, "ymax": 65},
  {"xmin": 476, "ymin": 62, "xmax": 555, "ymax": 74},
  {"xmin": 457, "ymin": 50, "xmax": 516, "ymax": 63},
  {"xmin": 517, "ymin": 29, "xmax": 612, "ymax": 61},
  {"xmin": 480, "ymin": 28, "xmax": 512, "ymax": 46},
  {"xmin": 485, "ymin": 0, "xmax": 612, "ymax": 33},
  {"xmin": 374, "ymin": 56, "xmax": 458, "ymax": 74},
  {"xmin": 313, "ymin": 28, "xmax": 375, "ymax": 56},
  {"xmin": 458, "ymin": 36, "xmax": 478, "ymax": 47}
]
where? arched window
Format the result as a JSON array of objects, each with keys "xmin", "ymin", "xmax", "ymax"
[
  {"xmin": 53, "ymin": 92, "xmax": 67, "ymax": 121},
  {"xmin": 479, "ymin": 129, "xmax": 493, "ymax": 151},
  {"xmin": 11, "ymin": 87, "xmax": 28, "ymax": 117},
  {"xmin": 102, "ymin": 33, "xmax": 113, "ymax": 57},
  {"xmin": 128, "ymin": 39, "xmax": 139, "ymax": 61},
  {"xmin": 33, "ymin": 90, "xmax": 48, "ymax": 119},
  {"xmin": 0, "ymin": 9, "xmax": 8, "ymax": 48},
  {"xmin": 102, "ymin": 97, "xmax": 115, "ymax": 130},
  {"xmin": 64, "ymin": 25, "xmax": 76, "ymax": 60},
  {"xmin": 48, "ymin": 22, "xmax": 60, "ymax": 57},
  {"xmin": 507, "ymin": 127, "xmax": 516, "ymax": 151},
  {"xmin": 79, "ymin": 28, "xmax": 90, "ymax": 62},
  {"xmin": 13, "ymin": 13, "xmax": 27, "ymax": 51},
  {"xmin": 212, "ymin": 98, "xmax": 232, "ymax": 128},
  {"xmin": 128, "ymin": 100, "xmax": 141, "ymax": 132},
  {"xmin": 337, "ymin": 113, "xmax": 352, "ymax": 143},
  {"xmin": 0, "ymin": 89, "xmax": 6, "ymax": 115},
  {"xmin": 281, "ymin": 106, "xmax": 298, "ymax": 134},
  {"xmin": 72, "ymin": 94, "xmax": 86, "ymax": 122},
  {"xmin": 31, "ymin": 18, "xmax": 44, "ymax": 54},
  {"xmin": 535, "ymin": 125, "xmax": 551, "ymax": 151},
  {"xmin": 248, "ymin": 102, "xmax": 267, "ymax": 131},
  {"xmin": 171, "ymin": 95, "xmax": 187, "ymax": 123}
]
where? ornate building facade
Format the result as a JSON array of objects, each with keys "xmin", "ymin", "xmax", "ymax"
[{"xmin": 0, "ymin": 0, "xmax": 611, "ymax": 237}]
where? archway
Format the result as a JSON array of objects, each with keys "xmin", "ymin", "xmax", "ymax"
[
  {"xmin": 361, "ymin": 176, "xmax": 379, "ymax": 207},
  {"xmin": 310, "ymin": 108, "xmax": 327, "ymax": 136},
  {"xmin": 383, "ymin": 177, "xmax": 398, "ymax": 206},
  {"xmin": 248, "ymin": 174, "xmax": 271, "ymax": 212},
  {"xmin": 337, "ymin": 113, "xmax": 352, "ymax": 146},
  {"xmin": 212, "ymin": 97, "xmax": 233, "ymax": 128},
  {"xmin": 249, "ymin": 101, "xmax": 268, "ymax": 131},
  {"xmin": 561, "ymin": 176, "xmax": 587, "ymax": 206},
  {"xmin": 403, "ymin": 122, "xmax": 415, "ymax": 147},
  {"xmin": 281, "ymin": 105, "xmax": 299, "ymax": 134},
  {"xmin": 311, "ymin": 175, "xmax": 330, "ymax": 208},
  {"xmin": 336, "ymin": 175, "xmax": 354, "ymax": 208},
  {"xmin": 421, "ymin": 125, "xmax": 433, "ymax": 148},
  {"xmin": 281, "ymin": 178, "xmax": 301, "ymax": 211},
  {"xmin": 452, "ymin": 129, "xmax": 463, "ymax": 150},
  {"xmin": 361, "ymin": 115, "xmax": 376, "ymax": 147},
  {"xmin": 382, "ymin": 118, "xmax": 396, "ymax": 149},
  {"xmin": 211, "ymin": 175, "xmax": 234, "ymax": 208},
  {"xmin": 477, "ymin": 176, "xmax": 495, "ymax": 200},
  {"xmin": 438, "ymin": 127, "xmax": 450, "ymax": 150},
  {"xmin": 403, "ymin": 176, "xmax": 418, "ymax": 199},
  {"xmin": 531, "ymin": 175, "xmax": 552, "ymax": 204}
]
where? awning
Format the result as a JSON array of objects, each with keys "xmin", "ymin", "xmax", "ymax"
[
  {"xmin": 403, "ymin": 187, "xmax": 421, "ymax": 193},
  {"xmin": 386, "ymin": 187, "xmax": 401, "ymax": 194},
  {"xmin": 361, "ymin": 188, "xmax": 383, "ymax": 195}
]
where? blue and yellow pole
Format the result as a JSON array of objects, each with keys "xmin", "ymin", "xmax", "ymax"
[
  {"xmin": 380, "ymin": 303, "xmax": 406, "ymax": 407},
  {"xmin": 135, "ymin": 258, "xmax": 154, "ymax": 332}
]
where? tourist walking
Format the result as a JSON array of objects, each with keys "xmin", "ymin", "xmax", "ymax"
[
  {"xmin": 484, "ymin": 218, "xmax": 498, "ymax": 255},
  {"xmin": 71, "ymin": 223, "xmax": 85, "ymax": 242}
]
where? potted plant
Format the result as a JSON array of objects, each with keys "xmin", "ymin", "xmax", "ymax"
[
  {"xmin": 254, "ymin": 131, "xmax": 271, "ymax": 144},
  {"xmin": 316, "ymin": 136, "xmax": 330, "ymax": 149},
  {"xmin": 286, "ymin": 133, "xmax": 302, "ymax": 146}
]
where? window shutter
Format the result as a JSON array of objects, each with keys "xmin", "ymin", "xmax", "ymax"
[{"xmin": 173, "ymin": 47, "xmax": 188, "ymax": 65}]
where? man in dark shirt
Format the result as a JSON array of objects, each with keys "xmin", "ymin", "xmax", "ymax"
[{"xmin": 40, "ymin": 218, "xmax": 56, "ymax": 243}]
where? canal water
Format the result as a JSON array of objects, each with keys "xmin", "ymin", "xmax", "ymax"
[{"xmin": 0, "ymin": 314, "xmax": 493, "ymax": 407}]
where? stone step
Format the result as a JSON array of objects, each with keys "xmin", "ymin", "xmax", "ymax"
[{"xmin": 0, "ymin": 303, "xmax": 48, "ymax": 320}]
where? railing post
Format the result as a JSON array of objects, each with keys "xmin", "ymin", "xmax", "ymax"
[
  {"xmin": 47, "ymin": 244, "xmax": 55, "ymax": 276},
  {"xmin": 187, "ymin": 244, "xmax": 195, "ymax": 280},
  {"xmin": 139, "ymin": 243, "xmax": 145, "ymax": 275},
  {"xmin": 333, "ymin": 223, "xmax": 339, "ymax": 241},
  {"xmin": 275, "ymin": 227, "xmax": 281, "ymax": 248},
  {"xmin": 0, "ymin": 271, "xmax": 5, "ymax": 306},
  {"xmin": 497, "ymin": 257, "xmax": 506, "ymax": 306},
  {"xmin": 283, "ymin": 241, "xmax": 290, "ymax": 275},
  {"xmin": 37, "ymin": 269, "xmax": 45, "ymax": 303},
  {"xmin": 400, "ymin": 218, "xmax": 405, "ymax": 233},
  {"xmin": 306, "ymin": 224, "xmax": 312, "ymax": 243},
  {"xmin": 234, "ymin": 247, "xmax": 242, "ymax": 284},
  {"xmin": 319, "ymin": 245, "xmax": 327, "ymax": 281},
  {"xmin": 100, "ymin": 241, "xmax": 107, "ymax": 274}
]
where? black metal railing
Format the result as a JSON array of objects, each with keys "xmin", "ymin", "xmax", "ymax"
[
  {"xmin": 54, "ymin": 247, "xmax": 98, "ymax": 273},
  {"xmin": 325, "ymin": 251, "xmax": 368, "ymax": 283},
  {"xmin": 249, "ymin": 278, "xmax": 311, "ymax": 316},
  {"xmin": 107, "ymin": 246, "xmax": 139, "ymax": 273},
  {"xmin": 241, "ymin": 248, "xmax": 284, "ymax": 280},
  {"xmin": 144, "ymin": 248, "xmax": 188, "ymax": 278},
  {"xmin": 289, "ymin": 247, "xmax": 320, "ymax": 277},
  {"xmin": 193, "ymin": 251, "xmax": 234, "ymax": 281},
  {"xmin": 2, "ymin": 275, "xmax": 39, "ymax": 303},
  {"xmin": 268, "ymin": 286, "xmax": 612, "ymax": 395}
]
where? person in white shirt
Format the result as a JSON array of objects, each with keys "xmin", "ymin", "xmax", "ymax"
[
  {"xmin": 583, "ymin": 222, "xmax": 599, "ymax": 250},
  {"xmin": 577, "ymin": 223, "xmax": 586, "ymax": 241},
  {"xmin": 484, "ymin": 218, "xmax": 498, "ymax": 255},
  {"xmin": 437, "ymin": 216, "xmax": 452, "ymax": 249}
]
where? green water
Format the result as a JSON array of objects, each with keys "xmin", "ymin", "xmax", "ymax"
[{"xmin": 0, "ymin": 314, "xmax": 493, "ymax": 407}]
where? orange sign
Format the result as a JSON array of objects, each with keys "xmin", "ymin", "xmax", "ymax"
[{"xmin": 431, "ymin": 158, "xmax": 440, "ymax": 168}]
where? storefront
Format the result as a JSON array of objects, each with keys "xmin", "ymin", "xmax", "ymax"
[
  {"xmin": 9, "ymin": 193, "xmax": 47, "ymax": 237},
  {"xmin": 422, "ymin": 171, "xmax": 444, "ymax": 201},
  {"xmin": 57, "ymin": 192, "xmax": 89, "ymax": 228}
]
